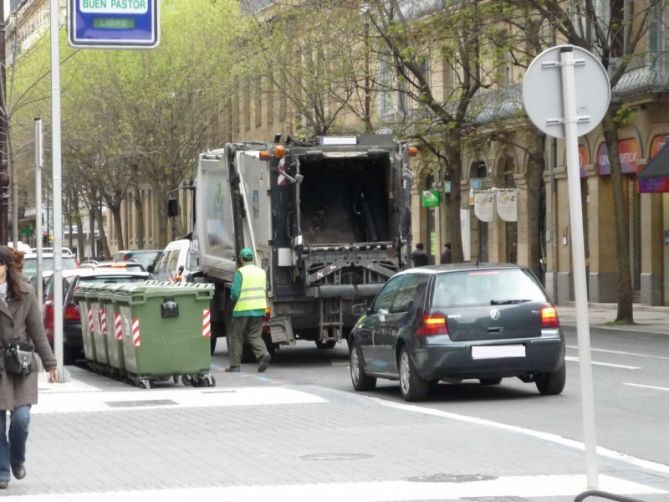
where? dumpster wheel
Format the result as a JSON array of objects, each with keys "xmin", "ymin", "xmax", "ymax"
[{"xmin": 137, "ymin": 379, "xmax": 152, "ymax": 390}]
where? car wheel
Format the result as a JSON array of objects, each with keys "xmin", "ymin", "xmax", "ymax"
[
  {"xmin": 479, "ymin": 377, "xmax": 502, "ymax": 385},
  {"xmin": 535, "ymin": 363, "xmax": 566, "ymax": 395},
  {"xmin": 350, "ymin": 340, "xmax": 376, "ymax": 391},
  {"xmin": 398, "ymin": 346, "xmax": 429, "ymax": 401}
]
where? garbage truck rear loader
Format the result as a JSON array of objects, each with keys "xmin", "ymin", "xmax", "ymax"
[{"xmin": 196, "ymin": 135, "xmax": 414, "ymax": 351}]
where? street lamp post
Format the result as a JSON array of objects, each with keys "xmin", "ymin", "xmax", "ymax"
[{"xmin": 0, "ymin": 1, "xmax": 9, "ymax": 244}]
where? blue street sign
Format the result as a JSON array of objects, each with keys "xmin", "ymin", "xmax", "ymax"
[{"xmin": 68, "ymin": 0, "xmax": 159, "ymax": 49}]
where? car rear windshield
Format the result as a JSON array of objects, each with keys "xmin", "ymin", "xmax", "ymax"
[
  {"xmin": 432, "ymin": 268, "xmax": 547, "ymax": 308},
  {"xmin": 24, "ymin": 257, "xmax": 77, "ymax": 278}
]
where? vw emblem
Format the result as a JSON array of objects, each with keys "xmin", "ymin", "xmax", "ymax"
[{"xmin": 489, "ymin": 309, "xmax": 501, "ymax": 321}]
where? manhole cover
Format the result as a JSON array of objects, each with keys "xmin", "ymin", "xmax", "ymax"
[
  {"xmin": 299, "ymin": 453, "xmax": 374, "ymax": 461},
  {"xmin": 105, "ymin": 399, "xmax": 177, "ymax": 408},
  {"xmin": 405, "ymin": 473, "xmax": 497, "ymax": 483}
]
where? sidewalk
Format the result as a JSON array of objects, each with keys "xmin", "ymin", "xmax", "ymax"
[{"xmin": 557, "ymin": 302, "xmax": 669, "ymax": 335}]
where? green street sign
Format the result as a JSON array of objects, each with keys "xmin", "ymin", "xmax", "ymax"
[
  {"xmin": 421, "ymin": 189, "xmax": 441, "ymax": 208},
  {"xmin": 21, "ymin": 226, "xmax": 33, "ymax": 237}
]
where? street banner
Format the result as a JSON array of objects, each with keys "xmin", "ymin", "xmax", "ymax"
[
  {"xmin": 474, "ymin": 191, "xmax": 495, "ymax": 222},
  {"xmin": 496, "ymin": 189, "xmax": 518, "ymax": 222}
]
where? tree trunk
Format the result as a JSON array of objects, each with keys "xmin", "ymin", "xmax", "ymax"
[
  {"xmin": 95, "ymin": 204, "xmax": 111, "ymax": 259},
  {"xmin": 154, "ymin": 183, "xmax": 169, "ymax": 247},
  {"xmin": 525, "ymin": 132, "xmax": 546, "ymax": 279},
  {"xmin": 88, "ymin": 201, "xmax": 96, "ymax": 258},
  {"xmin": 602, "ymin": 111, "xmax": 634, "ymax": 323},
  {"xmin": 445, "ymin": 139, "xmax": 464, "ymax": 262},
  {"xmin": 111, "ymin": 206, "xmax": 125, "ymax": 251},
  {"xmin": 74, "ymin": 209, "xmax": 85, "ymax": 261},
  {"xmin": 67, "ymin": 194, "xmax": 74, "ymax": 250},
  {"xmin": 134, "ymin": 189, "xmax": 145, "ymax": 249}
]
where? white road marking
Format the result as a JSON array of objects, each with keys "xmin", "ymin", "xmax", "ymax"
[
  {"xmin": 567, "ymin": 344, "xmax": 669, "ymax": 361},
  {"xmin": 565, "ymin": 356, "xmax": 640, "ymax": 369},
  {"xmin": 624, "ymin": 382, "xmax": 669, "ymax": 392},
  {"xmin": 0, "ymin": 475, "xmax": 662, "ymax": 502},
  {"xmin": 373, "ymin": 398, "xmax": 669, "ymax": 476},
  {"xmin": 32, "ymin": 386, "xmax": 326, "ymax": 414}
]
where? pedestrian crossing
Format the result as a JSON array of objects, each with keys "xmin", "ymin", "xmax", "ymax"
[
  {"xmin": 0, "ymin": 475, "xmax": 663, "ymax": 501},
  {"xmin": 33, "ymin": 384, "xmax": 326, "ymax": 414}
]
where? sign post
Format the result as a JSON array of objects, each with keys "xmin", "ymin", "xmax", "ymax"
[
  {"xmin": 523, "ymin": 45, "xmax": 610, "ymax": 490},
  {"xmin": 68, "ymin": 0, "xmax": 159, "ymax": 49}
]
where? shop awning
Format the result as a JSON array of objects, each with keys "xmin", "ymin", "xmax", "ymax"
[{"xmin": 639, "ymin": 144, "xmax": 669, "ymax": 193}]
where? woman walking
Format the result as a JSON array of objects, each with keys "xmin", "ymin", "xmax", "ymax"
[{"xmin": 0, "ymin": 246, "xmax": 57, "ymax": 489}]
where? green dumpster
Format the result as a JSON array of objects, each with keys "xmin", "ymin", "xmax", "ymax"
[
  {"xmin": 98, "ymin": 285, "xmax": 125, "ymax": 376},
  {"xmin": 111, "ymin": 281, "xmax": 216, "ymax": 389},
  {"xmin": 86, "ymin": 285, "xmax": 110, "ymax": 367},
  {"xmin": 73, "ymin": 288, "xmax": 96, "ymax": 363}
]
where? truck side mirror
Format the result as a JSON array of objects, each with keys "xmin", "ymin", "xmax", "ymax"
[{"xmin": 167, "ymin": 198, "xmax": 179, "ymax": 218}]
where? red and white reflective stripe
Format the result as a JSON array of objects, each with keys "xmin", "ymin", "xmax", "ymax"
[
  {"xmin": 87, "ymin": 308, "xmax": 94, "ymax": 332},
  {"xmin": 132, "ymin": 318, "xmax": 141, "ymax": 347},
  {"xmin": 100, "ymin": 310, "xmax": 107, "ymax": 336},
  {"xmin": 202, "ymin": 309, "xmax": 211, "ymax": 337},
  {"xmin": 114, "ymin": 313, "xmax": 123, "ymax": 341}
]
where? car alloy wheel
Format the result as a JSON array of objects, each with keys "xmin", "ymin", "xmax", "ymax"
[
  {"xmin": 350, "ymin": 340, "xmax": 376, "ymax": 391},
  {"xmin": 398, "ymin": 347, "xmax": 428, "ymax": 401}
]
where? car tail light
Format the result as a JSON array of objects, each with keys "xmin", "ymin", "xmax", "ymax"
[
  {"xmin": 64, "ymin": 303, "xmax": 80, "ymax": 322},
  {"xmin": 541, "ymin": 306, "xmax": 560, "ymax": 328},
  {"xmin": 417, "ymin": 312, "xmax": 448, "ymax": 336}
]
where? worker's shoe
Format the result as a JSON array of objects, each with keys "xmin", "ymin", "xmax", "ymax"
[
  {"xmin": 11, "ymin": 464, "xmax": 25, "ymax": 480},
  {"xmin": 257, "ymin": 353, "xmax": 271, "ymax": 373},
  {"xmin": 225, "ymin": 366, "xmax": 240, "ymax": 373}
]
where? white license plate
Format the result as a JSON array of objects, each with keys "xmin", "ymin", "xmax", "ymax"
[{"xmin": 471, "ymin": 345, "xmax": 526, "ymax": 360}]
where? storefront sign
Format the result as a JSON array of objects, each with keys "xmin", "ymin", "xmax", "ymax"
[
  {"xmin": 639, "ymin": 135, "xmax": 669, "ymax": 193},
  {"xmin": 421, "ymin": 189, "xmax": 441, "ymax": 208},
  {"xmin": 579, "ymin": 144, "xmax": 589, "ymax": 177},
  {"xmin": 596, "ymin": 139, "xmax": 640, "ymax": 176}
]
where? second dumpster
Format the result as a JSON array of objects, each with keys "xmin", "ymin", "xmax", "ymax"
[{"xmin": 111, "ymin": 281, "xmax": 216, "ymax": 389}]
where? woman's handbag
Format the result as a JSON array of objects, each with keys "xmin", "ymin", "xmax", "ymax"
[{"xmin": 4, "ymin": 342, "xmax": 35, "ymax": 377}]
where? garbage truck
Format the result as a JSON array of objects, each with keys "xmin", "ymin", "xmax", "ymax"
[{"xmin": 194, "ymin": 134, "xmax": 414, "ymax": 351}]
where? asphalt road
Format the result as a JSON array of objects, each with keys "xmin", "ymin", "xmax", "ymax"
[{"xmin": 212, "ymin": 326, "xmax": 669, "ymax": 468}]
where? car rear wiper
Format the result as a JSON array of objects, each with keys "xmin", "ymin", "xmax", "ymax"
[{"xmin": 490, "ymin": 299, "xmax": 531, "ymax": 305}]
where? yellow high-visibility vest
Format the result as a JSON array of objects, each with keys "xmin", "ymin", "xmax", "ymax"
[{"xmin": 234, "ymin": 264, "xmax": 267, "ymax": 312}]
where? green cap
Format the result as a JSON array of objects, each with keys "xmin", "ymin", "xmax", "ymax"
[{"xmin": 240, "ymin": 248, "xmax": 254, "ymax": 260}]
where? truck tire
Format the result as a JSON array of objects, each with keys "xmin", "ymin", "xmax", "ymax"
[{"xmin": 315, "ymin": 339, "xmax": 336, "ymax": 350}]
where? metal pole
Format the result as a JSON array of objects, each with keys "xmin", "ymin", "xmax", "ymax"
[
  {"xmin": 35, "ymin": 118, "xmax": 43, "ymax": 303},
  {"xmin": 550, "ymin": 136, "xmax": 558, "ymax": 303},
  {"xmin": 0, "ymin": 1, "xmax": 9, "ymax": 244},
  {"xmin": 560, "ymin": 46, "xmax": 599, "ymax": 488},
  {"xmin": 51, "ymin": 0, "xmax": 64, "ymax": 382}
]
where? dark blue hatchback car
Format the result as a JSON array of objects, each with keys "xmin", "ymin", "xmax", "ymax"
[{"xmin": 348, "ymin": 263, "xmax": 565, "ymax": 401}]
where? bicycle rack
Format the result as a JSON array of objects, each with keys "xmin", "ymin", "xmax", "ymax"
[{"xmin": 574, "ymin": 490, "xmax": 647, "ymax": 502}]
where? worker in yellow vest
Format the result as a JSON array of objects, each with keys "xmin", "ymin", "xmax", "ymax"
[{"xmin": 225, "ymin": 248, "xmax": 271, "ymax": 373}]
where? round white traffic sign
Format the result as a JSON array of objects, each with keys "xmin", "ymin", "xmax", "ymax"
[{"xmin": 522, "ymin": 45, "xmax": 610, "ymax": 138}]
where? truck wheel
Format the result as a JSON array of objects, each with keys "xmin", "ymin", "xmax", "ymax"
[
  {"xmin": 398, "ymin": 347, "xmax": 429, "ymax": 401},
  {"xmin": 315, "ymin": 339, "xmax": 336, "ymax": 350},
  {"xmin": 479, "ymin": 377, "xmax": 502, "ymax": 385},
  {"xmin": 350, "ymin": 340, "xmax": 376, "ymax": 391}
]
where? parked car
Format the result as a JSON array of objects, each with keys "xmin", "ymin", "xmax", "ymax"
[
  {"xmin": 151, "ymin": 239, "xmax": 200, "ymax": 282},
  {"xmin": 23, "ymin": 252, "xmax": 79, "ymax": 281},
  {"xmin": 112, "ymin": 249, "xmax": 161, "ymax": 271},
  {"xmin": 348, "ymin": 263, "xmax": 566, "ymax": 401},
  {"xmin": 42, "ymin": 267, "xmax": 150, "ymax": 364}
]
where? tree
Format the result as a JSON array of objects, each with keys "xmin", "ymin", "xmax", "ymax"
[
  {"xmin": 359, "ymin": 0, "xmax": 499, "ymax": 263},
  {"xmin": 506, "ymin": 0, "xmax": 664, "ymax": 322}
]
